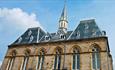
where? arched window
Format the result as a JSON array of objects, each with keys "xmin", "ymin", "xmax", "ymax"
[
  {"xmin": 36, "ymin": 49, "xmax": 45, "ymax": 70},
  {"xmin": 22, "ymin": 50, "xmax": 30, "ymax": 70},
  {"xmin": 73, "ymin": 48, "xmax": 80, "ymax": 70},
  {"xmin": 54, "ymin": 48, "xmax": 62, "ymax": 70},
  {"xmin": 6, "ymin": 50, "xmax": 16, "ymax": 70},
  {"xmin": 92, "ymin": 46, "xmax": 100, "ymax": 70}
]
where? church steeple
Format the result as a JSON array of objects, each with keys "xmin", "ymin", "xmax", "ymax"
[{"xmin": 58, "ymin": 1, "xmax": 68, "ymax": 34}]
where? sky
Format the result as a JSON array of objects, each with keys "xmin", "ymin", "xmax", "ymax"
[{"xmin": 0, "ymin": 0, "xmax": 115, "ymax": 69}]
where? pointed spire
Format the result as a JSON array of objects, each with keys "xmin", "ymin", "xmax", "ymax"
[
  {"xmin": 58, "ymin": 0, "xmax": 68, "ymax": 34},
  {"xmin": 60, "ymin": 0, "xmax": 67, "ymax": 21}
]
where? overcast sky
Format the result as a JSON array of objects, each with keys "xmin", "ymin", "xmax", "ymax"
[{"xmin": 0, "ymin": 0, "xmax": 115, "ymax": 68}]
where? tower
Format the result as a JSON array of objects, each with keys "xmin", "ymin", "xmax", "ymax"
[{"xmin": 58, "ymin": 2, "xmax": 68, "ymax": 34}]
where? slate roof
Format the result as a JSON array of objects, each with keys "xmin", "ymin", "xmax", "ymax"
[
  {"xmin": 12, "ymin": 19, "xmax": 105, "ymax": 45},
  {"xmin": 68, "ymin": 19, "xmax": 103, "ymax": 40},
  {"xmin": 13, "ymin": 27, "xmax": 46, "ymax": 44}
]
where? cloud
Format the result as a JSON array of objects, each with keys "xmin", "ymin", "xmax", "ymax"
[
  {"xmin": 0, "ymin": 8, "xmax": 43, "ymax": 31},
  {"xmin": 0, "ymin": 8, "xmax": 44, "ymax": 42},
  {"xmin": 0, "ymin": 8, "xmax": 44, "ymax": 61}
]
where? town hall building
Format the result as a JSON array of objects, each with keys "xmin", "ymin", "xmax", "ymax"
[{"xmin": 1, "ymin": 3, "xmax": 113, "ymax": 70}]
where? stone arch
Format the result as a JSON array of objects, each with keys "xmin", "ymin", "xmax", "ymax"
[
  {"xmin": 70, "ymin": 45, "xmax": 81, "ymax": 53},
  {"xmin": 70, "ymin": 45, "xmax": 81, "ymax": 70},
  {"xmin": 38, "ymin": 48, "xmax": 46, "ymax": 55},
  {"xmin": 53, "ymin": 46, "xmax": 63, "ymax": 54},
  {"xmin": 89, "ymin": 43, "xmax": 101, "ymax": 52},
  {"xmin": 24, "ymin": 48, "xmax": 31, "ymax": 56},
  {"xmin": 10, "ymin": 49, "xmax": 17, "ymax": 56},
  {"xmin": 90, "ymin": 43, "xmax": 101, "ymax": 69}
]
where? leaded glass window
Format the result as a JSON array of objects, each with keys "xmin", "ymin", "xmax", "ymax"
[
  {"xmin": 73, "ymin": 48, "xmax": 80, "ymax": 70},
  {"xmin": 54, "ymin": 49, "xmax": 62, "ymax": 70},
  {"xmin": 22, "ymin": 51, "xmax": 30, "ymax": 70},
  {"xmin": 6, "ymin": 51, "xmax": 16, "ymax": 70},
  {"xmin": 92, "ymin": 47, "xmax": 100, "ymax": 70},
  {"xmin": 36, "ymin": 50, "xmax": 45, "ymax": 70}
]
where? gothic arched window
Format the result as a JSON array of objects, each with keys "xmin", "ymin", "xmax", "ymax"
[
  {"xmin": 6, "ymin": 50, "xmax": 16, "ymax": 70},
  {"xmin": 22, "ymin": 50, "xmax": 30, "ymax": 70},
  {"xmin": 36, "ymin": 49, "xmax": 45, "ymax": 70},
  {"xmin": 92, "ymin": 46, "xmax": 100, "ymax": 70},
  {"xmin": 54, "ymin": 48, "xmax": 62, "ymax": 70},
  {"xmin": 73, "ymin": 48, "xmax": 80, "ymax": 70}
]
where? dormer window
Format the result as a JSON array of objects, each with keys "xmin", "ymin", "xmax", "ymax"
[
  {"xmin": 60, "ymin": 34, "xmax": 65, "ymax": 39},
  {"xmin": 102, "ymin": 31, "xmax": 106, "ymax": 36},
  {"xmin": 28, "ymin": 30, "xmax": 32, "ymax": 36},
  {"xmin": 17, "ymin": 37, "xmax": 22, "ymax": 43},
  {"xmin": 45, "ymin": 36, "xmax": 50, "ymax": 41},
  {"xmin": 92, "ymin": 31, "xmax": 97, "ymax": 37},
  {"xmin": 76, "ymin": 31, "xmax": 80, "ymax": 38},
  {"xmin": 92, "ymin": 29, "xmax": 97, "ymax": 37},
  {"xmin": 84, "ymin": 23, "xmax": 89, "ymax": 30},
  {"xmin": 29, "ymin": 35, "xmax": 34, "ymax": 43}
]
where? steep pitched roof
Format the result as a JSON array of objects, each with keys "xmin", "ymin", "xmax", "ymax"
[
  {"xmin": 68, "ymin": 19, "xmax": 102, "ymax": 40},
  {"xmin": 12, "ymin": 27, "xmax": 46, "ymax": 45},
  {"xmin": 11, "ymin": 19, "xmax": 104, "ymax": 45}
]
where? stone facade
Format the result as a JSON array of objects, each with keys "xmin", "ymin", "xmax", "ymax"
[{"xmin": 1, "ymin": 37, "xmax": 113, "ymax": 70}]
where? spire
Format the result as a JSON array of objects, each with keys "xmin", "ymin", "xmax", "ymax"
[
  {"xmin": 60, "ymin": 0, "xmax": 67, "ymax": 21},
  {"xmin": 58, "ymin": 0, "xmax": 68, "ymax": 34}
]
